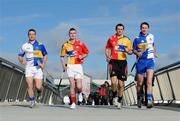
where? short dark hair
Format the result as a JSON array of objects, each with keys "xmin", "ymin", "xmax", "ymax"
[
  {"xmin": 28, "ymin": 29, "xmax": 36, "ymax": 35},
  {"xmin": 140, "ymin": 22, "xmax": 150, "ymax": 29},
  {"xmin": 115, "ymin": 23, "xmax": 125, "ymax": 30},
  {"xmin": 69, "ymin": 28, "xmax": 76, "ymax": 33}
]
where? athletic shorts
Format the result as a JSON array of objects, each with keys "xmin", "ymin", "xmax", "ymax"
[
  {"xmin": 67, "ymin": 64, "xmax": 83, "ymax": 79},
  {"xmin": 136, "ymin": 59, "xmax": 155, "ymax": 74},
  {"xmin": 25, "ymin": 66, "xmax": 43, "ymax": 79},
  {"xmin": 108, "ymin": 59, "xmax": 128, "ymax": 81}
]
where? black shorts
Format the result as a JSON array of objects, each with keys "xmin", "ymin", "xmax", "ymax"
[{"xmin": 108, "ymin": 59, "xmax": 128, "ymax": 81}]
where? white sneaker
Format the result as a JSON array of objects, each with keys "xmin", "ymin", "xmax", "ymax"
[
  {"xmin": 117, "ymin": 102, "xmax": 122, "ymax": 109},
  {"xmin": 30, "ymin": 101, "xmax": 35, "ymax": 108},
  {"xmin": 70, "ymin": 103, "xmax": 76, "ymax": 109},
  {"xmin": 113, "ymin": 97, "xmax": 118, "ymax": 106},
  {"xmin": 78, "ymin": 93, "xmax": 83, "ymax": 102}
]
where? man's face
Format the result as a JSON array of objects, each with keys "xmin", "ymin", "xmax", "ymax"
[
  {"xmin": 69, "ymin": 30, "xmax": 77, "ymax": 40},
  {"xmin": 116, "ymin": 26, "xmax": 124, "ymax": 36},
  {"xmin": 28, "ymin": 31, "xmax": 36, "ymax": 41},
  {"xmin": 141, "ymin": 24, "xmax": 149, "ymax": 35}
]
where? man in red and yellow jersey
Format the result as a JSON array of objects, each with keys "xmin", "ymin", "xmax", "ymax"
[
  {"xmin": 60, "ymin": 28, "xmax": 89, "ymax": 109},
  {"xmin": 105, "ymin": 23, "xmax": 132, "ymax": 109}
]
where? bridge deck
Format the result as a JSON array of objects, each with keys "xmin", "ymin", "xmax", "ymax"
[{"xmin": 0, "ymin": 103, "xmax": 179, "ymax": 121}]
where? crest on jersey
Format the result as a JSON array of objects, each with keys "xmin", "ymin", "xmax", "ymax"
[{"xmin": 76, "ymin": 45, "xmax": 79, "ymax": 49}]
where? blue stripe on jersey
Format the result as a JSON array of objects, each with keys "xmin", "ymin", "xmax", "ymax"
[{"xmin": 32, "ymin": 40, "xmax": 47, "ymax": 66}]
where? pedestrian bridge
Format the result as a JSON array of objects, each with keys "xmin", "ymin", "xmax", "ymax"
[
  {"xmin": 0, "ymin": 57, "xmax": 180, "ymax": 121},
  {"xmin": 0, "ymin": 102, "xmax": 180, "ymax": 121}
]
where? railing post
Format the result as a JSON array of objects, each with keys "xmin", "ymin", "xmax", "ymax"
[
  {"xmin": 5, "ymin": 69, "xmax": 14, "ymax": 101},
  {"xmin": 15, "ymin": 75, "xmax": 24, "ymax": 101},
  {"xmin": 166, "ymin": 72, "xmax": 176, "ymax": 100},
  {"xmin": 155, "ymin": 75, "xmax": 163, "ymax": 101}
]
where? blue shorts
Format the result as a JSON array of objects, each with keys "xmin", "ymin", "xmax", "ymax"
[{"xmin": 136, "ymin": 59, "xmax": 155, "ymax": 74}]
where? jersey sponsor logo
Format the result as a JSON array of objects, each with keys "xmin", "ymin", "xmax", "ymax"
[
  {"xmin": 75, "ymin": 45, "xmax": 79, "ymax": 49},
  {"xmin": 33, "ymin": 50, "xmax": 43, "ymax": 58},
  {"xmin": 67, "ymin": 50, "xmax": 75, "ymax": 57},
  {"xmin": 115, "ymin": 44, "xmax": 126, "ymax": 52}
]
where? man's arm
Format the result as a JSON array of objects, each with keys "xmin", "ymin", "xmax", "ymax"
[
  {"xmin": 79, "ymin": 43, "xmax": 89, "ymax": 60},
  {"xmin": 125, "ymin": 39, "xmax": 133, "ymax": 55},
  {"xmin": 153, "ymin": 45, "xmax": 158, "ymax": 58},
  {"xmin": 37, "ymin": 55, "xmax": 47, "ymax": 69},
  {"xmin": 105, "ymin": 48, "xmax": 111, "ymax": 62},
  {"xmin": 18, "ymin": 56, "xmax": 26, "ymax": 65},
  {"xmin": 18, "ymin": 46, "xmax": 26, "ymax": 65},
  {"xmin": 60, "ymin": 56, "xmax": 67, "ymax": 71}
]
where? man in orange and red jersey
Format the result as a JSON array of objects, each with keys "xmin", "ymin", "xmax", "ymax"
[
  {"xmin": 105, "ymin": 23, "xmax": 132, "ymax": 109},
  {"xmin": 60, "ymin": 28, "xmax": 89, "ymax": 109}
]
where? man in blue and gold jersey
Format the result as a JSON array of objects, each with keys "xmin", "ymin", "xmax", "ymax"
[
  {"xmin": 133, "ymin": 22, "xmax": 157, "ymax": 109},
  {"xmin": 18, "ymin": 29, "xmax": 48, "ymax": 108}
]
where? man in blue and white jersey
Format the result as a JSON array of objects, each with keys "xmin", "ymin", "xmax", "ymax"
[
  {"xmin": 18, "ymin": 29, "xmax": 48, "ymax": 108},
  {"xmin": 133, "ymin": 22, "xmax": 157, "ymax": 109}
]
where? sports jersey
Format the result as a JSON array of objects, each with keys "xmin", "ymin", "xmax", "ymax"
[
  {"xmin": 18, "ymin": 40, "xmax": 48, "ymax": 67},
  {"xmin": 105, "ymin": 34, "xmax": 132, "ymax": 60},
  {"xmin": 60, "ymin": 40, "xmax": 89, "ymax": 64},
  {"xmin": 133, "ymin": 33, "xmax": 155, "ymax": 60}
]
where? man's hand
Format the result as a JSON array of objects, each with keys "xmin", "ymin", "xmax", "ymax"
[
  {"xmin": 21, "ymin": 61, "xmax": 27, "ymax": 65},
  {"xmin": 78, "ymin": 54, "xmax": 87, "ymax": 60},
  {"xmin": 78, "ymin": 55, "xmax": 84, "ymax": 60},
  {"xmin": 37, "ymin": 60, "xmax": 45, "ymax": 69},
  {"xmin": 136, "ymin": 51, "xmax": 143, "ymax": 57},
  {"xmin": 18, "ymin": 56, "xmax": 27, "ymax": 65},
  {"xmin": 125, "ymin": 48, "xmax": 132, "ymax": 55},
  {"xmin": 106, "ymin": 55, "xmax": 111, "ymax": 62},
  {"xmin": 63, "ymin": 64, "xmax": 67, "ymax": 71},
  {"xmin": 154, "ymin": 53, "xmax": 158, "ymax": 58}
]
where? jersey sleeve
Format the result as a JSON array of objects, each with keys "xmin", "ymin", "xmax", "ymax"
[
  {"xmin": 41, "ymin": 44, "xmax": 48, "ymax": 56},
  {"xmin": 60, "ymin": 44, "xmax": 67, "ymax": 57},
  {"xmin": 81, "ymin": 43, "xmax": 89, "ymax": 55},
  {"xmin": 105, "ymin": 38, "xmax": 112, "ymax": 49},
  {"xmin": 127, "ymin": 39, "xmax": 133, "ymax": 51},
  {"xmin": 133, "ymin": 38, "xmax": 138, "ymax": 51},
  {"xmin": 18, "ymin": 45, "xmax": 25, "ymax": 57}
]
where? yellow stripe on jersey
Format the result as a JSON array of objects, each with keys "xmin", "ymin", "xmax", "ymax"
[
  {"xmin": 33, "ymin": 50, "xmax": 43, "ymax": 58},
  {"xmin": 137, "ymin": 43, "xmax": 148, "ymax": 52},
  {"xmin": 61, "ymin": 41, "xmax": 76, "ymax": 64},
  {"xmin": 117, "ymin": 37, "xmax": 132, "ymax": 60}
]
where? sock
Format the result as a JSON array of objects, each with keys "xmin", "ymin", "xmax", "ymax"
[
  {"xmin": 113, "ymin": 91, "xmax": 117, "ymax": 98},
  {"xmin": 118, "ymin": 97, "xmax": 122, "ymax": 102},
  {"xmin": 147, "ymin": 94, "xmax": 152, "ymax": 101},
  {"xmin": 37, "ymin": 90, "xmax": 41, "ymax": 94},
  {"xmin": 29, "ymin": 96, "xmax": 35, "ymax": 101},
  {"xmin": 71, "ymin": 95, "xmax": 76, "ymax": 104}
]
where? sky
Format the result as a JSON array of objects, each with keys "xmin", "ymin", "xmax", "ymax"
[{"xmin": 0, "ymin": 0, "xmax": 180, "ymax": 79}]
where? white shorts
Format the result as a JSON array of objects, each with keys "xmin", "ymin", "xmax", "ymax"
[
  {"xmin": 67, "ymin": 64, "xmax": 83, "ymax": 79},
  {"xmin": 25, "ymin": 66, "xmax": 43, "ymax": 79}
]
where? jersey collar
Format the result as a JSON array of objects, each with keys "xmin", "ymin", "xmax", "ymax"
[
  {"xmin": 139, "ymin": 32, "xmax": 149, "ymax": 37},
  {"xmin": 115, "ymin": 34, "xmax": 124, "ymax": 39},
  {"xmin": 68, "ymin": 39, "xmax": 77, "ymax": 45},
  {"xmin": 28, "ymin": 40, "xmax": 38, "ymax": 45}
]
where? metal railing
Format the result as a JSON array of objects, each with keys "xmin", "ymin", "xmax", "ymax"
[
  {"xmin": 123, "ymin": 61, "xmax": 180, "ymax": 106},
  {"xmin": 0, "ymin": 57, "xmax": 62, "ymax": 104}
]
